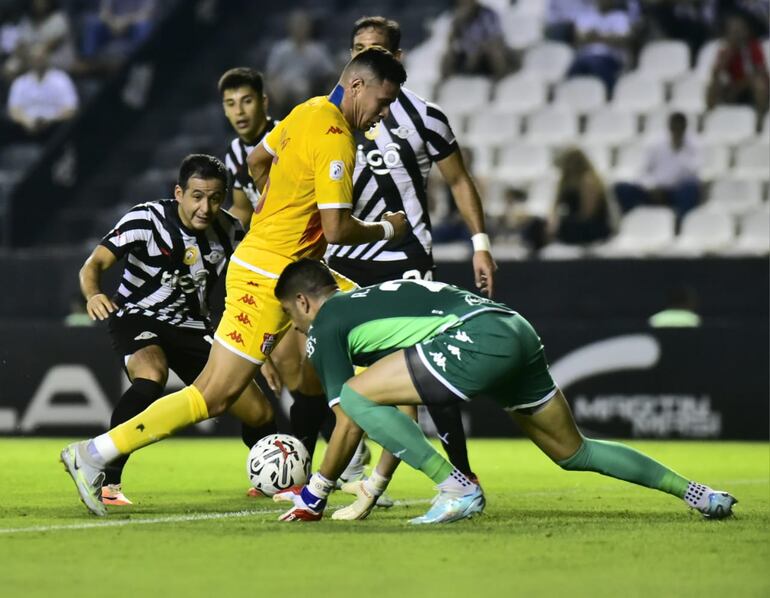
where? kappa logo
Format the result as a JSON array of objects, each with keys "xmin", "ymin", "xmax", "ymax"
[
  {"xmin": 326, "ymin": 126, "xmax": 344, "ymax": 135},
  {"xmin": 246, "ymin": 281, "xmax": 259, "ymax": 287},
  {"xmin": 261, "ymin": 332, "xmax": 277, "ymax": 356},
  {"xmin": 227, "ymin": 330, "xmax": 245, "ymax": 345},
  {"xmin": 134, "ymin": 331, "xmax": 158, "ymax": 341},
  {"xmin": 236, "ymin": 313, "xmax": 252, "ymax": 326},
  {"xmin": 238, "ymin": 294, "xmax": 256, "ymax": 305},
  {"xmin": 430, "ymin": 351, "xmax": 447, "ymax": 372},
  {"xmin": 453, "ymin": 330, "xmax": 474, "ymax": 343},
  {"xmin": 448, "ymin": 345, "xmax": 462, "ymax": 360}
]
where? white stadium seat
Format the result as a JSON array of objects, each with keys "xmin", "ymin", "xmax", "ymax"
[
  {"xmin": 436, "ymin": 76, "xmax": 493, "ymax": 116},
  {"xmin": 733, "ymin": 142, "xmax": 770, "ymax": 181},
  {"xmin": 463, "ymin": 111, "xmax": 521, "ymax": 149},
  {"xmin": 522, "ymin": 41, "xmax": 574, "ymax": 84},
  {"xmin": 668, "ymin": 207, "xmax": 734, "ymax": 256},
  {"xmin": 501, "ymin": 12, "xmax": 543, "ymax": 49},
  {"xmin": 524, "ymin": 177, "xmax": 557, "ymax": 217},
  {"xmin": 492, "ymin": 72, "xmax": 548, "ymax": 114},
  {"xmin": 705, "ymin": 177, "xmax": 763, "ymax": 216},
  {"xmin": 613, "ymin": 143, "xmax": 647, "ymax": 182},
  {"xmin": 732, "ymin": 208, "xmax": 770, "ymax": 255},
  {"xmin": 670, "ymin": 74, "xmax": 707, "ymax": 114},
  {"xmin": 495, "ymin": 143, "xmax": 552, "ymax": 184},
  {"xmin": 702, "ymin": 106, "xmax": 756, "ymax": 145},
  {"xmin": 579, "ymin": 144, "xmax": 612, "ymax": 177},
  {"xmin": 612, "ymin": 73, "xmax": 665, "ymax": 114},
  {"xmin": 509, "ymin": 0, "xmax": 547, "ymax": 20},
  {"xmin": 699, "ymin": 144, "xmax": 730, "ymax": 181},
  {"xmin": 584, "ymin": 110, "xmax": 637, "ymax": 146},
  {"xmin": 524, "ymin": 108, "xmax": 578, "ymax": 146},
  {"xmin": 695, "ymin": 39, "xmax": 721, "ymax": 81},
  {"xmin": 638, "ymin": 40, "xmax": 691, "ymax": 82},
  {"xmin": 554, "ymin": 76, "xmax": 606, "ymax": 112},
  {"xmin": 593, "ymin": 206, "xmax": 676, "ymax": 257}
]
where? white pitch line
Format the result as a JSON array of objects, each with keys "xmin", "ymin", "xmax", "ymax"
[{"xmin": 0, "ymin": 499, "xmax": 432, "ymax": 535}]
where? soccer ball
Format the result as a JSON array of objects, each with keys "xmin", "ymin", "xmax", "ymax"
[{"xmin": 246, "ymin": 434, "xmax": 310, "ymax": 496}]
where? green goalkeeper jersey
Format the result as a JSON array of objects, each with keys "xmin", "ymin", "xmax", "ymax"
[{"xmin": 307, "ymin": 280, "xmax": 515, "ymax": 403}]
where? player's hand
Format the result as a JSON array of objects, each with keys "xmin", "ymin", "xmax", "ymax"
[
  {"xmin": 472, "ymin": 251, "xmax": 497, "ymax": 298},
  {"xmin": 273, "ymin": 485, "xmax": 326, "ymax": 522},
  {"xmin": 260, "ymin": 357, "xmax": 282, "ymax": 394},
  {"xmin": 86, "ymin": 293, "xmax": 117, "ymax": 321},
  {"xmin": 381, "ymin": 211, "xmax": 410, "ymax": 240},
  {"xmin": 332, "ymin": 480, "xmax": 377, "ymax": 521}
]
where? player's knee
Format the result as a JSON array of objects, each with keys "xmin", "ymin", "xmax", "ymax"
[{"xmin": 126, "ymin": 351, "xmax": 168, "ymax": 386}]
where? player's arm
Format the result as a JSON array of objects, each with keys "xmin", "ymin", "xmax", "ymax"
[
  {"xmin": 319, "ymin": 206, "xmax": 408, "ymax": 245},
  {"xmin": 230, "ymin": 187, "xmax": 253, "ymax": 230},
  {"xmin": 79, "ymin": 245, "xmax": 119, "ymax": 321},
  {"xmin": 437, "ymin": 149, "xmax": 497, "ymax": 297},
  {"xmin": 246, "ymin": 142, "xmax": 273, "ymax": 196}
]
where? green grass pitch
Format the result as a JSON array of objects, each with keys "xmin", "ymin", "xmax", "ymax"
[{"xmin": 0, "ymin": 438, "xmax": 767, "ymax": 597}]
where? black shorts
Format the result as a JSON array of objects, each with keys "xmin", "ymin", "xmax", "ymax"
[
  {"xmin": 326, "ymin": 255, "xmax": 435, "ymax": 286},
  {"xmin": 108, "ymin": 314, "xmax": 213, "ymax": 385}
]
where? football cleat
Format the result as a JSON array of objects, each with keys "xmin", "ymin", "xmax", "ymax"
[
  {"xmin": 246, "ymin": 487, "xmax": 267, "ymax": 498},
  {"xmin": 274, "ymin": 485, "xmax": 326, "ymax": 522},
  {"xmin": 101, "ymin": 484, "xmax": 133, "ymax": 506},
  {"xmin": 409, "ymin": 485, "xmax": 485, "ymax": 525},
  {"xmin": 700, "ymin": 491, "xmax": 738, "ymax": 519},
  {"xmin": 60, "ymin": 441, "xmax": 107, "ymax": 516}
]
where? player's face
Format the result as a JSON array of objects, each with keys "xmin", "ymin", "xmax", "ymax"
[
  {"xmin": 350, "ymin": 27, "xmax": 401, "ymax": 58},
  {"xmin": 175, "ymin": 176, "xmax": 225, "ymax": 231},
  {"xmin": 350, "ymin": 77, "xmax": 400, "ymax": 130},
  {"xmin": 222, "ymin": 86, "xmax": 267, "ymax": 141}
]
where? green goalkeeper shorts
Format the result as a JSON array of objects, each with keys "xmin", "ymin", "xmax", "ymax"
[{"xmin": 404, "ymin": 311, "xmax": 557, "ymax": 412}]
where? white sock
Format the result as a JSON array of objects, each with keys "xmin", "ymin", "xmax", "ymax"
[
  {"xmin": 437, "ymin": 468, "xmax": 476, "ymax": 495},
  {"xmin": 308, "ymin": 472, "xmax": 335, "ymax": 499},
  {"xmin": 339, "ymin": 440, "xmax": 368, "ymax": 482},
  {"xmin": 683, "ymin": 482, "xmax": 712, "ymax": 511},
  {"xmin": 363, "ymin": 470, "xmax": 391, "ymax": 497},
  {"xmin": 86, "ymin": 434, "xmax": 120, "ymax": 467}
]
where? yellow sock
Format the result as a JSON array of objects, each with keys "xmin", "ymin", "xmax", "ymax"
[{"xmin": 108, "ymin": 385, "xmax": 209, "ymax": 454}]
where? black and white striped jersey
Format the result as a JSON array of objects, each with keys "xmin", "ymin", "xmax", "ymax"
[
  {"xmin": 100, "ymin": 199, "xmax": 244, "ymax": 330},
  {"xmin": 223, "ymin": 117, "xmax": 277, "ymax": 209},
  {"xmin": 325, "ymin": 88, "xmax": 458, "ymax": 265}
]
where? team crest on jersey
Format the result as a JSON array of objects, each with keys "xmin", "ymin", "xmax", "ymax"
[
  {"xmin": 183, "ymin": 246, "xmax": 198, "ymax": 265},
  {"xmin": 306, "ymin": 334, "xmax": 317, "ymax": 358},
  {"xmin": 364, "ymin": 121, "xmax": 381, "ymax": 140},
  {"xmin": 204, "ymin": 249, "xmax": 224, "ymax": 264},
  {"xmin": 390, "ymin": 125, "xmax": 412, "ymax": 139},
  {"xmin": 329, "ymin": 160, "xmax": 345, "ymax": 181},
  {"xmin": 261, "ymin": 332, "xmax": 277, "ymax": 355}
]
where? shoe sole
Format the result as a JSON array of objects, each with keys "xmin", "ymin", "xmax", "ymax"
[
  {"xmin": 60, "ymin": 448, "xmax": 107, "ymax": 517},
  {"xmin": 409, "ymin": 493, "xmax": 486, "ymax": 525}
]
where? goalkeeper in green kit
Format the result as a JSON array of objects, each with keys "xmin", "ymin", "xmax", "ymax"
[{"xmin": 272, "ymin": 258, "xmax": 737, "ymax": 524}]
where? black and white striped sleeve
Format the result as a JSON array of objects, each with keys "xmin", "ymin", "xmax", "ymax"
[
  {"xmin": 424, "ymin": 101, "xmax": 459, "ymax": 162},
  {"xmin": 100, "ymin": 204, "xmax": 153, "ymax": 259}
]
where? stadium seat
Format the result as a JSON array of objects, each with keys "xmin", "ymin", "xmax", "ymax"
[
  {"xmin": 153, "ymin": 136, "xmax": 214, "ymax": 170},
  {"xmin": 554, "ymin": 76, "xmax": 606, "ymax": 113},
  {"xmin": 731, "ymin": 208, "xmax": 770, "ymax": 254},
  {"xmin": 613, "ymin": 143, "xmax": 647, "ymax": 182},
  {"xmin": 702, "ymin": 106, "xmax": 756, "ymax": 145},
  {"xmin": 670, "ymin": 74, "xmax": 707, "ymax": 114},
  {"xmin": 578, "ymin": 144, "xmax": 612, "ymax": 177},
  {"xmin": 492, "ymin": 72, "xmax": 547, "ymax": 115},
  {"xmin": 122, "ymin": 168, "xmax": 177, "ymax": 204},
  {"xmin": 668, "ymin": 207, "xmax": 734, "ymax": 256},
  {"xmin": 733, "ymin": 142, "xmax": 770, "ymax": 181},
  {"xmin": 695, "ymin": 39, "xmax": 720, "ymax": 81},
  {"xmin": 179, "ymin": 103, "xmax": 230, "ymax": 139},
  {"xmin": 501, "ymin": 12, "xmax": 543, "ymax": 49},
  {"xmin": 699, "ymin": 145, "xmax": 730, "ymax": 181},
  {"xmin": 524, "ymin": 108, "xmax": 578, "ymax": 146},
  {"xmin": 612, "ymin": 73, "xmax": 665, "ymax": 114},
  {"xmin": 436, "ymin": 76, "xmax": 493, "ymax": 116},
  {"xmin": 584, "ymin": 110, "xmax": 637, "ymax": 147},
  {"xmin": 508, "ymin": 0, "xmax": 547, "ymax": 20},
  {"xmin": 638, "ymin": 41, "xmax": 691, "ymax": 82},
  {"xmin": 524, "ymin": 176, "xmax": 557, "ymax": 217},
  {"xmin": 464, "ymin": 111, "xmax": 521, "ymax": 149},
  {"xmin": 705, "ymin": 177, "xmax": 763, "ymax": 215},
  {"xmin": 539, "ymin": 242, "xmax": 588, "ymax": 259},
  {"xmin": 495, "ymin": 143, "xmax": 552, "ymax": 184},
  {"xmin": 0, "ymin": 143, "xmax": 43, "ymax": 172},
  {"xmin": 522, "ymin": 41, "xmax": 574, "ymax": 84},
  {"xmin": 592, "ymin": 206, "xmax": 676, "ymax": 256},
  {"xmin": 763, "ymin": 39, "xmax": 770, "ymax": 71}
]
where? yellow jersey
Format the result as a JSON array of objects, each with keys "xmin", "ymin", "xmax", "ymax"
[{"xmin": 232, "ymin": 86, "xmax": 354, "ymax": 278}]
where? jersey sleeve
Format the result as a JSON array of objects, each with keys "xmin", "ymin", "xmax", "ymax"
[
  {"xmin": 423, "ymin": 101, "xmax": 459, "ymax": 162},
  {"xmin": 99, "ymin": 204, "xmax": 153, "ymax": 260},
  {"xmin": 307, "ymin": 320, "xmax": 354, "ymax": 406},
  {"xmin": 312, "ymin": 121, "xmax": 354, "ymax": 210},
  {"xmin": 262, "ymin": 118, "xmax": 285, "ymax": 157}
]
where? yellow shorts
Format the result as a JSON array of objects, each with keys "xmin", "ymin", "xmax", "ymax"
[{"xmin": 215, "ymin": 260, "xmax": 356, "ymax": 364}]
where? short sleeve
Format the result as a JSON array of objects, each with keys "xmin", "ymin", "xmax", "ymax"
[
  {"xmin": 423, "ymin": 101, "xmax": 459, "ymax": 162},
  {"xmin": 307, "ymin": 320, "xmax": 354, "ymax": 406},
  {"xmin": 100, "ymin": 205, "xmax": 153, "ymax": 260},
  {"xmin": 312, "ymin": 123, "xmax": 354, "ymax": 210},
  {"xmin": 263, "ymin": 119, "xmax": 285, "ymax": 157}
]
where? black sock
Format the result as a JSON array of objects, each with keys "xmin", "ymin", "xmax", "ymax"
[
  {"xmin": 289, "ymin": 390, "xmax": 332, "ymax": 462},
  {"xmin": 104, "ymin": 378, "xmax": 163, "ymax": 485},
  {"xmin": 425, "ymin": 403, "xmax": 474, "ymax": 478},
  {"xmin": 241, "ymin": 419, "xmax": 278, "ymax": 449}
]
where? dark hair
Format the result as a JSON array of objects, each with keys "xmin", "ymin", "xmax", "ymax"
[
  {"xmin": 218, "ymin": 67, "xmax": 264, "ymax": 96},
  {"xmin": 275, "ymin": 259, "xmax": 337, "ymax": 301},
  {"xmin": 177, "ymin": 154, "xmax": 228, "ymax": 190},
  {"xmin": 350, "ymin": 16, "xmax": 401, "ymax": 53},
  {"xmin": 668, "ymin": 112, "xmax": 687, "ymax": 129},
  {"xmin": 347, "ymin": 46, "xmax": 407, "ymax": 86}
]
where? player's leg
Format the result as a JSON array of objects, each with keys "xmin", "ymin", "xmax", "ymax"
[{"xmin": 424, "ymin": 403, "xmax": 475, "ymax": 480}]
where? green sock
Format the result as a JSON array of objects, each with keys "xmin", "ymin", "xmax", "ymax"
[
  {"xmin": 557, "ymin": 437, "xmax": 689, "ymax": 498},
  {"xmin": 339, "ymin": 385, "xmax": 453, "ymax": 484}
]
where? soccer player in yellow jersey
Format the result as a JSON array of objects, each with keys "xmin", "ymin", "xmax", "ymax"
[{"xmin": 60, "ymin": 48, "xmax": 409, "ymax": 516}]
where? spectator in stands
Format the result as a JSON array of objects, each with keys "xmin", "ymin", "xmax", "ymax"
[
  {"xmin": 707, "ymin": 12, "xmax": 769, "ymax": 120},
  {"xmin": 265, "ymin": 10, "xmax": 336, "ymax": 118},
  {"xmin": 0, "ymin": 2, "xmax": 24, "ymax": 63},
  {"xmin": 3, "ymin": 0, "xmax": 76, "ymax": 80},
  {"xmin": 644, "ymin": 0, "xmax": 715, "ymax": 57},
  {"xmin": 566, "ymin": 0, "xmax": 633, "ymax": 94},
  {"xmin": 80, "ymin": 0, "xmax": 156, "ymax": 60},
  {"xmin": 545, "ymin": 0, "xmax": 594, "ymax": 44},
  {"xmin": 648, "ymin": 285, "xmax": 702, "ymax": 328},
  {"xmin": 715, "ymin": 0, "xmax": 769, "ymax": 37},
  {"xmin": 614, "ymin": 112, "xmax": 701, "ymax": 221},
  {"xmin": 440, "ymin": 0, "xmax": 512, "ymax": 80},
  {"xmin": 6, "ymin": 43, "xmax": 78, "ymax": 139}
]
